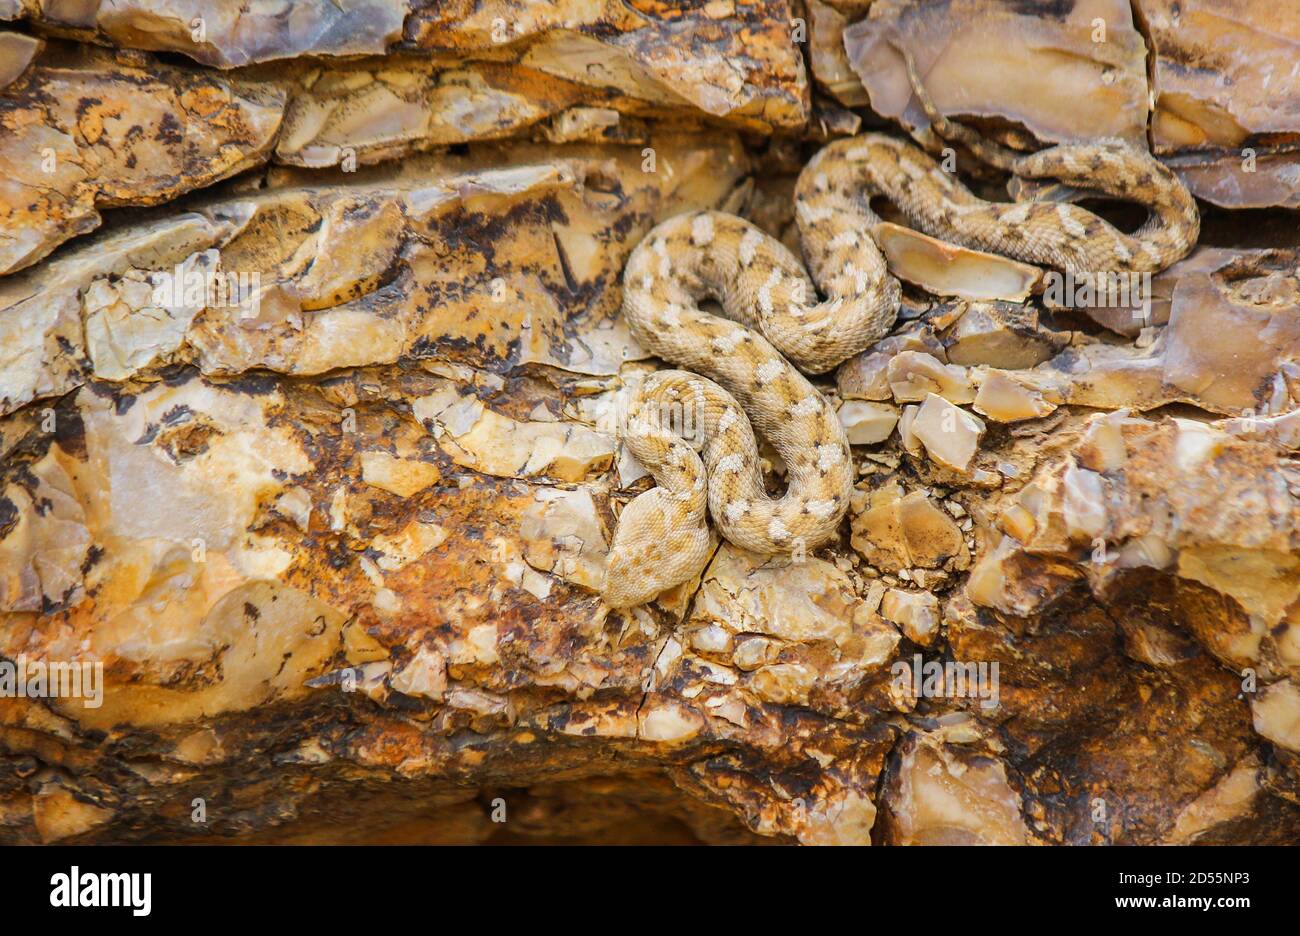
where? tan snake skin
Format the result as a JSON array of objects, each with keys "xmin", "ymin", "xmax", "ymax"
[{"xmin": 601, "ymin": 127, "xmax": 1200, "ymax": 609}]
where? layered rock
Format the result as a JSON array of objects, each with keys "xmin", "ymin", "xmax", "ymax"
[
  {"xmin": 1, "ymin": 2, "xmax": 1299, "ymax": 846},
  {"xmin": 0, "ymin": 43, "xmax": 283, "ymax": 276},
  {"xmin": 842, "ymin": 0, "xmax": 1150, "ymax": 148},
  {"xmin": 1146, "ymin": 0, "xmax": 1300, "ymax": 208},
  {"xmin": 833, "ymin": 0, "xmax": 1300, "ymax": 207}
]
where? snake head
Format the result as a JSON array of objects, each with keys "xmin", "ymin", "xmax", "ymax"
[{"xmin": 602, "ymin": 488, "xmax": 711, "ymax": 609}]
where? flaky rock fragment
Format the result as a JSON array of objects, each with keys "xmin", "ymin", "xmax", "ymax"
[
  {"xmin": 878, "ymin": 734, "xmax": 1029, "ymax": 845},
  {"xmin": 31, "ymin": 784, "xmax": 113, "ymax": 843},
  {"xmin": 845, "ymin": 0, "xmax": 1148, "ymax": 147},
  {"xmin": 880, "ymin": 589, "xmax": 940, "ymax": 645},
  {"xmin": 0, "ymin": 30, "xmax": 40, "ymax": 88},
  {"xmin": 0, "ymin": 45, "xmax": 284, "ymax": 276},
  {"xmin": 0, "ymin": 212, "xmax": 239, "ymax": 414},
  {"xmin": 838, "ymin": 400, "xmax": 900, "ymax": 445},
  {"xmin": 0, "ymin": 444, "xmax": 90, "ymax": 612},
  {"xmin": 871, "ymin": 222, "xmax": 1043, "ymax": 302},
  {"xmin": 1161, "ymin": 255, "xmax": 1300, "ymax": 415},
  {"xmin": 806, "ymin": 0, "xmax": 870, "ymax": 107},
  {"xmin": 837, "ymin": 325, "xmax": 947, "ymax": 402},
  {"xmin": 0, "ymin": 134, "xmax": 749, "ymax": 415},
  {"xmin": 1167, "ymin": 757, "xmax": 1268, "ymax": 844},
  {"xmin": 520, "ymin": 487, "xmax": 609, "ymax": 593},
  {"xmin": 404, "ymin": 0, "xmax": 810, "ymax": 134},
  {"xmin": 968, "ymin": 412, "xmax": 1300, "ymax": 683},
  {"xmin": 972, "ymin": 371, "xmax": 1057, "ymax": 423},
  {"xmin": 907, "ymin": 394, "xmax": 986, "ymax": 474},
  {"xmin": 1144, "ymin": 0, "xmax": 1300, "ymax": 208},
  {"xmin": 888, "ymin": 351, "xmax": 975, "ymax": 405},
  {"xmin": 991, "ymin": 251, "xmax": 1300, "ymax": 419},
  {"xmin": 1164, "ymin": 150, "xmax": 1300, "ymax": 211},
  {"xmin": 1253, "ymin": 681, "xmax": 1300, "ymax": 753},
  {"xmin": 943, "ymin": 302, "xmax": 1066, "ymax": 369},
  {"xmin": 274, "ymin": 60, "xmax": 606, "ymax": 167},
  {"xmin": 1078, "ymin": 246, "xmax": 1265, "ymax": 337},
  {"xmin": 9, "ymin": 0, "xmax": 408, "ymax": 67},
  {"xmin": 689, "ymin": 547, "xmax": 902, "ymax": 701},
  {"xmin": 850, "ymin": 481, "xmax": 969, "ymax": 576}
]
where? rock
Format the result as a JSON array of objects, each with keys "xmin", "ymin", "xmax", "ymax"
[
  {"xmin": 844, "ymin": 0, "xmax": 1148, "ymax": 147},
  {"xmin": 0, "ymin": 133, "xmax": 749, "ymax": 416},
  {"xmin": 1, "ymin": 4, "xmax": 1299, "ymax": 847},
  {"xmin": 837, "ymin": 325, "xmax": 947, "ymax": 401},
  {"xmin": 11, "ymin": 1, "xmax": 408, "ymax": 67},
  {"xmin": 878, "ymin": 734, "xmax": 1029, "ymax": 845},
  {"xmin": 838, "ymin": 400, "xmax": 900, "ymax": 445},
  {"xmin": 1161, "ymin": 254, "xmax": 1300, "ymax": 415},
  {"xmin": 905, "ymin": 394, "xmax": 987, "ymax": 474},
  {"xmin": 888, "ymin": 350, "xmax": 975, "ymax": 405},
  {"xmin": 1, "ymin": 212, "xmax": 239, "ymax": 415},
  {"xmin": 970, "ymin": 250, "xmax": 1300, "ymax": 419},
  {"xmin": 1076, "ymin": 246, "xmax": 1264, "ymax": 337},
  {"xmin": 880, "ymin": 589, "xmax": 941, "ymax": 645},
  {"xmin": 973, "ymin": 371, "xmax": 1057, "ymax": 423},
  {"xmin": 1145, "ymin": 0, "xmax": 1300, "ymax": 208},
  {"xmin": 850, "ymin": 481, "xmax": 969, "ymax": 577},
  {"xmin": 1253, "ymin": 681, "xmax": 1300, "ymax": 753},
  {"xmin": 967, "ymin": 412, "xmax": 1300, "ymax": 682},
  {"xmin": 271, "ymin": 57, "xmax": 674, "ymax": 168},
  {"xmin": 404, "ymin": 0, "xmax": 810, "ymax": 135},
  {"xmin": 32, "ymin": 784, "xmax": 113, "ymax": 843},
  {"xmin": 0, "ymin": 44, "xmax": 284, "ymax": 276},
  {"xmin": 0, "ymin": 31, "xmax": 40, "ymax": 88},
  {"xmin": 872, "ymin": 222, "xmax": 1043, "ymax": 302},
  {"xmin": 942, "ymin": 302, "xmax": 1067, "ymax": 369},
  {"xmin": 806, "ymin": 0, "xmax": 870, "ymax": 107},
  {"xmin": 1166, "ymin": 756, "xmax": 1268, "ymax": 844}
]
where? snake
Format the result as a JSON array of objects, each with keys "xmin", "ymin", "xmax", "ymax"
[{"xmin": 601, "ymin": 86, "xmax": 1200, "ymax": 610}]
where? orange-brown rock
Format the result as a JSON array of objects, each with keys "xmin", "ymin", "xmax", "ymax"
[
  {"xmin": 0, "ymin": 43, "xmax": 283, "ymax": 276},
  {"xmin": 1, "ymin": 2, "xmax": 1298, "ymax": 847}
]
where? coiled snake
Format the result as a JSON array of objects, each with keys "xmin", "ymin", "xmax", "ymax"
[{"xmin": 602, "ymin": 95, "xmax": 1199, "ymax": 609}]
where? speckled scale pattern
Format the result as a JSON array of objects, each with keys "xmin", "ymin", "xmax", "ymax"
[
  {"xmin": 601, "ymin": 131, "xmax": 1199, "ymax": 608},
  {"xmin": 807, "ymin": 134, "xmax": 1200, "ymax": 274}
]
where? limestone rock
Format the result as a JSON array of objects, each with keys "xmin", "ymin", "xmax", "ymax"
[
  {"xmin": 404, "ymin": 0, "xmax": 810, "ymax": 134},
  {"xmin": 0, "ymin": 133, "xmax": 749, "ymax": 415},
  {"xmin": 0, "ymin": 44, "xmax": 284, "ymax": 275},
  {"xmin": 1145, "ymin": 0, "xmax": 1300, "ymax": 208},
  {"xmin": 878, "ymin": 734, "xmax": 1029, "ymax": 845},
  {"xmin": 8, "ymin": 0, "xmax": 408, "ymax": 67},
  {"xmin": 871, "ymin": 222, "xmax": 1043, "ymax": 303},
  {"xmin": 806, "ymin": 0, "xmax": 870, "ymax": 108},
  {"xmin": 942, "ymin": 302, "xmax": 1067, "ymax": 370},
  {"xmin": 968, "ymin": 412, "xmax": 1300, "ymax": 682},
  {"xmin": 844, "ymin": 0, "xmax": 1149, "ymax": 148},
  {"xmin": 1, "ymin": 4, "xmax": 1299, "ymax": 847},
  {"xmin": 850, "ymin": 480, "xmax": 970, "ymax": 578}
]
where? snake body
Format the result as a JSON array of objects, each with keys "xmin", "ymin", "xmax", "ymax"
[{"xmin": 601, "ymin": 131, "xmax": 1200, "ymax": 609}]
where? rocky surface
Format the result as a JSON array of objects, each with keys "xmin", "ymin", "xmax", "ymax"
[
  {"xmin": 843, "ymin": 0, "xmax": 1150, "ymax": 148},
  {"xmin": 834, "ymin": 0, "xmax": 1300, "ymax": 208},
  {"xmin": 1146, "ymin": 0, "xmax": 1300, "ymax": 209},
  {"xmin": 0, "ymin": 42, "xmax": 284, "ymax": 276},
  {"xmin": 0, "ymin": 1, "xmax": 1298, "ymax": 845}
]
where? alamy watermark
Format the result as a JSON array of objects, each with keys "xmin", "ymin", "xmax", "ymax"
[
  {"xmin": 1042, "ymin": 270, "xmax": 1153, "ymax": 326},
  {"xmin": 150, "ymin": 264, "xmax": 262, "ymax": 319},
  {"xmin": 50, "ymin": 867, "xmax": 150, "ymax": 916},
  {"xmin": 892, "ymin": 653, "xmax": 1000, "ymax": 710},
  {"xmin": 602, "ymin": 388, "xmax": 706, "ymax": 448},
  {"xmin": 0, "ymin": 655, "xmax": 103, "ymax": 708}
]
